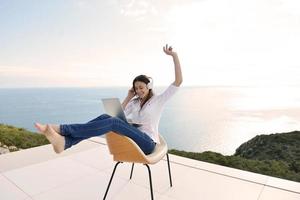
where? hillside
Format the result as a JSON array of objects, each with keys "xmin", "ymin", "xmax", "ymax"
[
  {"xmin": 170, "ymin": 131, "xmax": 300, "ymax": 182},
  {"xmin": 235, "ymin": 131, "xmax": 300, "ymax": 163},
  {"xmin": 0, "ymin": 124, "xmax": 49, "ymax": 153}
]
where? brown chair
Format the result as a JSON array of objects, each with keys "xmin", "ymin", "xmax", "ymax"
[{"xmin": 103, "ymin": 131, "xmax": 173, "ymax": 200}]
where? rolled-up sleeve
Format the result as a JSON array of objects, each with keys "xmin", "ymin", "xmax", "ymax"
[{"xmin": 157, "ymin": 84, "xmax": 179, "ymax": 104}]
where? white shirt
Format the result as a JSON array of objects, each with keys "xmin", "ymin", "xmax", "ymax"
[{"xmin": 124, "ymin": 84, "xmax": 179, "ymax": 143}]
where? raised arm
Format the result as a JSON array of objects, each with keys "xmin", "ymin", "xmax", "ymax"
[{"xmin": 163, "ymin": 44, "xmax": 183, "ymax": 87}]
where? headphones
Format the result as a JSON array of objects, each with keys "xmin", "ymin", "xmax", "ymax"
[{"xmin": 147, "ymin": 77, "xmax": 153, "ymax": 89}]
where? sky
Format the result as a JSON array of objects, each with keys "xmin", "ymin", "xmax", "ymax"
[{"xmin": 0, "ymin": 0, "xmax": 300, "ymax": 88}]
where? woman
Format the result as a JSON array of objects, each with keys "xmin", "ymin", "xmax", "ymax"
[{"xmin": 35, "ymin": 44, "xmax": 183, "ymax": 155}]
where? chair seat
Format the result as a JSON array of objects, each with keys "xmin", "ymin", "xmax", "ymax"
[
  {"xmin": 106, "ymin": 132, "xmax": 168, "ymax": 164},
  {"xmin": 146, "ymin": 139, "xmax": 168, "ymax": 163}
]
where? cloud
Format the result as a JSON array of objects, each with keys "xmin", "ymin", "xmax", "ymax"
[
  {"xmin": 146, "ymin": 26, "xmax": 168, "ymax": 33},
  {"xmin": 117, "ymin": 0, "xmax": 194, "ymax": 18},
  {"xmin": 118, "ymin": 0, "xmax": 151, "ymax": 17}
]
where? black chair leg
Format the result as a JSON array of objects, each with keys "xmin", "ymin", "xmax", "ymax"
[
  {"xmin": 144, "ymin": 164, "xmax": 154, "ymax": 200},
  {"xmin": 103, "ymin": 162, "xmax": 122, "ymax": 200},
  {"xmin": 130, "ymin": 163, "xmax": 134, "ymax": 179},
  {"xmin": 104, "ymin": 158, "xmax": 170, "ymax": 200},
  {"xmin": 166, "ymin": 153, "xmax": 173, "ymax": 187}
]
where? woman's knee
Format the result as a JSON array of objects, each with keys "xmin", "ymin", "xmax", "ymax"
[
  {"xmin": 88, "ymin": 114, "xmax": 112, "ymax": 123},
  {"xmin": 101, "ymin": 114, "xmax": 112, "ymax": 118},
  {"xmin": 110, "ymin": 117, "xmax": 121, "ymax": 124},
  {"xmin": 110, "ymin": 117, "xmax": 123, "ymax": 130}
]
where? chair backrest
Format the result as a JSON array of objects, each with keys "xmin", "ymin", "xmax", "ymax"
[{"xmin": 105, "ymin": 132, "xmax": 168, "ymax": 164}]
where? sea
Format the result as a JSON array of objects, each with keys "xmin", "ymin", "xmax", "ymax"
[{"xmin": 1, "ymin": 86, "xmax": 300, "ymax": 155}]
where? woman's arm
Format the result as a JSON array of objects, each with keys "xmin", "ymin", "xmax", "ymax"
[
  {"xmin": 163, "ymin": 44, "xmax": 183, "ymax": 86},
  {"xmin": 122, "ymin": 87, "xmax": 135, "ymax": 109}
]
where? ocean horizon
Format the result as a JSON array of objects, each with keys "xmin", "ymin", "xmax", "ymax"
[{"xmin": 1, "ymin": 86, "xmax": 300, "ymax": 155}]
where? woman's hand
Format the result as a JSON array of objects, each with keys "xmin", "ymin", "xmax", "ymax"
[
  {"xmin": 163, "ymin": 44, "xmax": 177, "ymax": 57},
  {"xmin": 163, "ymin": 44, "xmax": 183, "ymax": 86},
  {"xmin": 127, "ymin": 87, "xmax": 135, "ymax": 99},
  {"xmin": 122, "ymin": 87, "xmax": 135, "ymax": 109}
]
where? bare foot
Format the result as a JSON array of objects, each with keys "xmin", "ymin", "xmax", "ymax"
[
  {"xmin": 50, "ymin": 124, "xmax": 61, "ymax": 134},
  {"xmin": 43, "ymin": 124, "xmax": 65, "ymax": 154},
  {"xmin": 35, "ymin": 123, "xmax": 61, "ymax": 135},
  {"xmin": 34, "ymin": 122, "xmax": 47, "ymax": 133}
]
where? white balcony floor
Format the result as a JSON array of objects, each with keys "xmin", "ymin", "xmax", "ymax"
[{"xmin": 0, "ymin": 137, "xmax": 299, "ymax": 200}]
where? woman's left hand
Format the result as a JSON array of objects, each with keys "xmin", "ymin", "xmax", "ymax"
[{"xmin": 163, "ymin": 44, "xmax": 177, "ymax": 57}]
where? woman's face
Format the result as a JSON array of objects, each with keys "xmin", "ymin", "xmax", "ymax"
[{"xmin": 134, "ymin": 81, "xmax": 149, "ymax": 100}]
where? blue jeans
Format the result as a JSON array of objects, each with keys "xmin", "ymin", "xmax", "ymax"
[{"xmin": 60, "ymin": 114, "xmax": 156, "ymax": 155}]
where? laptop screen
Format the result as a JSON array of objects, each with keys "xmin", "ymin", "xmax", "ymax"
[{"xmin": 101, "ymin": 98, "xmax": 128, "ymax": 122}]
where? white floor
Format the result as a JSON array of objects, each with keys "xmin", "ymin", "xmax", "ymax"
[{"xmin": 0, "ymin": 137, "xmax": 299, "ymax": 200}]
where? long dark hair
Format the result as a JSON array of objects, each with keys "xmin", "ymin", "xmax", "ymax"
[{"xmin": 132, "ymin": 75, "xmax": 154, "ymax": 109}]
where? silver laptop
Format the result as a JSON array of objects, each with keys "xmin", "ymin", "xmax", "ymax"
[{"xmin": 101, "ymin": 98, "xmax": 142, "ymax": 127}]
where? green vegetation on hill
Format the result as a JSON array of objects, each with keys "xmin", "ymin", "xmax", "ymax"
[
  {"xmin": 169, "ymin": 150, "xmax": 300, "ymax": 182},
  {"xmin": 0, "ymin": 124, "xmax": 49, "ymax": 150},
  {"xmin": 170, "ymin": 131, "xmax": 300, "ymax": 182},
  {"xmin": 235, "ymin": 131, "xmax": 300, "ymax": 173}
]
